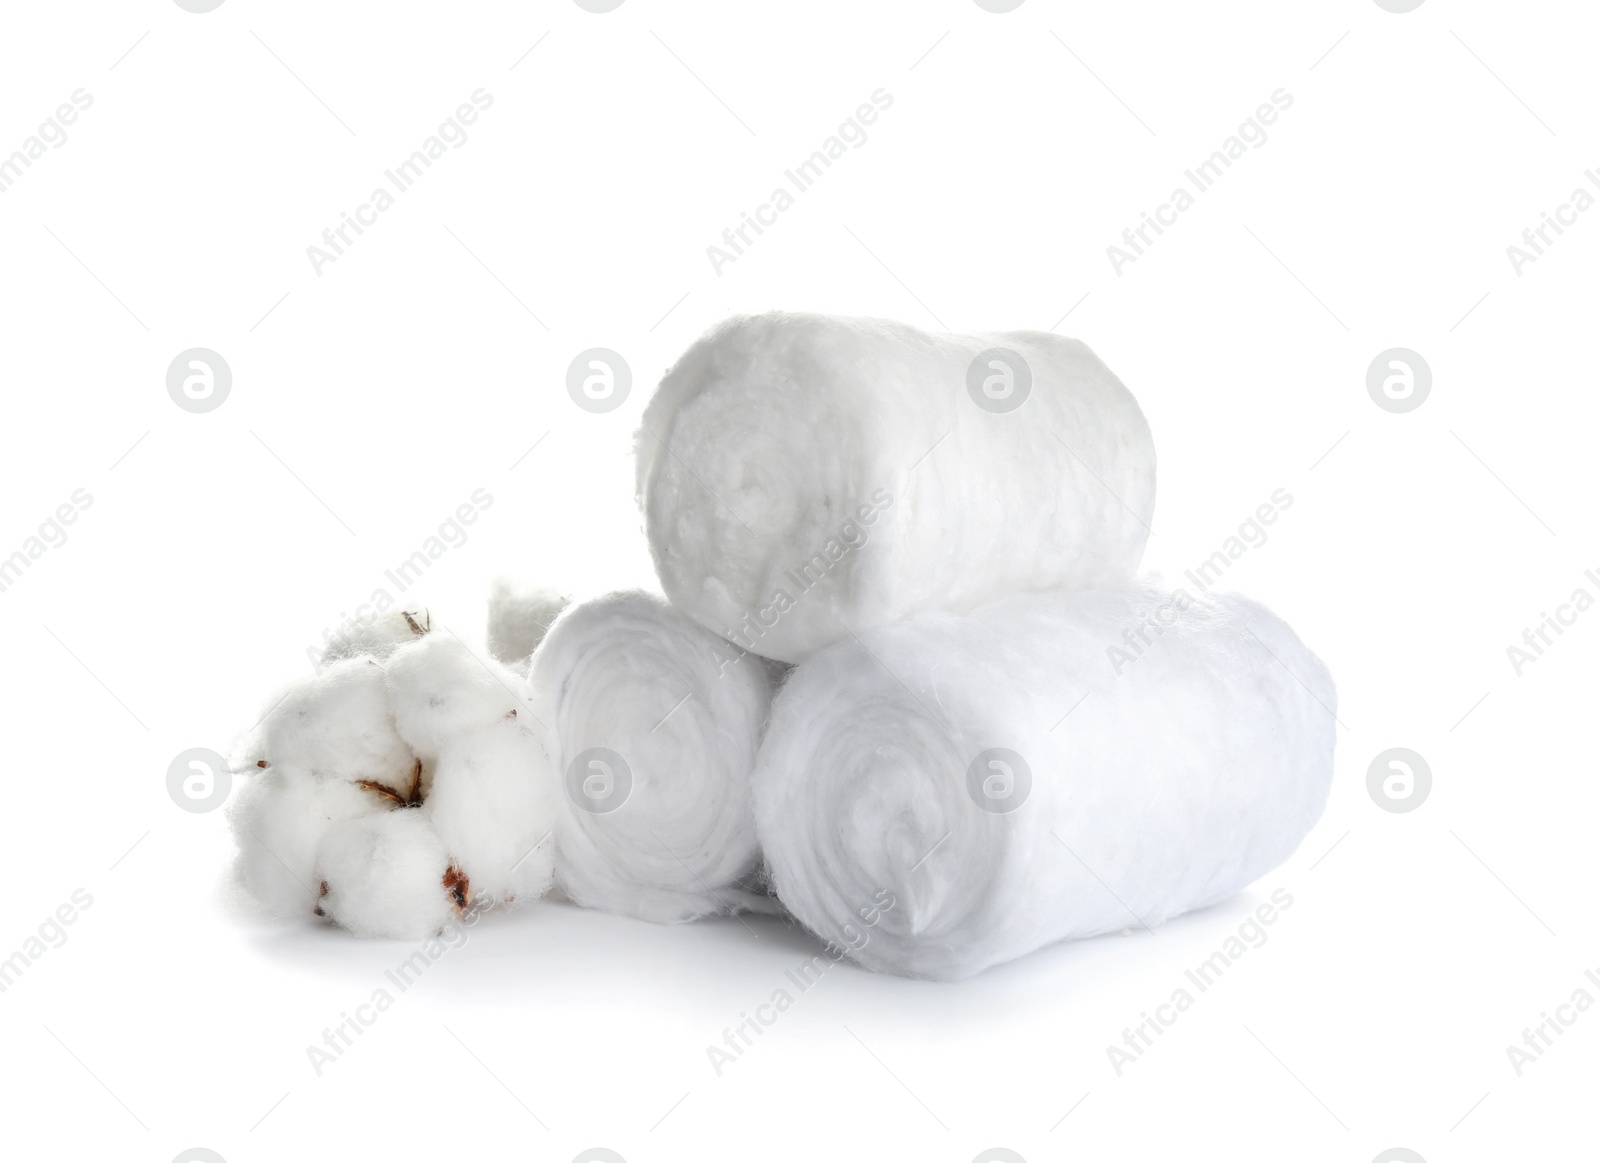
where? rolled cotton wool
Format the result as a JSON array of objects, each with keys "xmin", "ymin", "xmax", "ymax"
[
  {"xmin": 751, "ymin": 580, "xmax": 1337, "ymax": 980},
  {"xmin": 637, "ymin": 312, "xmax": 1157, "ymax": 662},
  {"xmin": 527, "ymin": 590, "xmax": 775, "ymax": 922}
]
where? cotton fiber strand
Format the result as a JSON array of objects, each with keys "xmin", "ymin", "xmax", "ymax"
[
  {"xmin": 637, "ymin": 312, "xmax": 1157, "ymax": 662},
  {"xmin": 527, "ymin": 590, "xmax": 775, "ymax": 922},
  {"xmin": 751, "ymin": 580, "xmax": 1336, "ymax": 980}
]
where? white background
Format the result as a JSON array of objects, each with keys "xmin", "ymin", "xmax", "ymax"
[{"xmin": 1, "ymin": 1, "xmax": 1596, "ymax": 1160}]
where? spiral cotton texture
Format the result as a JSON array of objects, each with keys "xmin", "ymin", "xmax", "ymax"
[
  {"xmin": 637, "ymin": 312, "xmax": 1157, "ymax": 663},
  {"xmin": 751, "ymin": 580, "xmax": 1336, "ymax": 980},
  {"xmin": 529, "ymin": 590, "xmax": 775, "ymax": 922}
]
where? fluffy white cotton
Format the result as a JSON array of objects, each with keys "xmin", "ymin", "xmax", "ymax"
[
  {"xmin": 383, "ymin": 634, "xmax": 562, "ymax": 909},
  {"xmin": 228, "ymin": 763, "xmax": 382, "ymax": 917},
  {"xmin": 319, "ymin": 607, "xmax": 430, "ymax": 664},
  {"xmin": 637, "ymin": 312, "xmax": 1157, "ymax": 662},
  {"xmin": 316, "ymin": 812, "xmax": 457, "ymax": 939},
  {"xmin": 252, "ymin": 656, "xmax": 415, "ymax": 786},
  {"xmin": 384, "ymin": 633, "xmax": 531, "ymax": 759},
  {"xmin": 229, "ymin": 659, "xmax": 420, "ymax": 918},
  {"xmin": 486, "ymin": 579, "xmax": 571, "ymax": 666},
  {"xmin": 229, "ymin": 631, "xmax": 562, "ymax": 935},
  {"xmin": 752, "ymin": 580, "xmax": 1337, "ymax": 980},
  {"xmin": 528, "ymin": 590, "xmax": 775, "ymax": 922},
  {"xmin": 423, "ymin": 714, "xmax": 560, "ymax": 904}
]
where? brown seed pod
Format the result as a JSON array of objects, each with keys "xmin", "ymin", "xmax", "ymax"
[{"xmin": 443, "ymin": 866, "xmax": 470, "ymax": 910}]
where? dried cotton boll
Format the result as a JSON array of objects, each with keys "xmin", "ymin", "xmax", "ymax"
[
  {"xmin": 254, "ymin": 657, "xmax": 416, "ymax": 788},
  {"xmin": 316, "ymin": 812, "xmax": 457, "ymax": 940},
  {"xmin": 486, "ymin": 579, "xmax": 571, "ymax": 667},
  {"xmin": 228, "ymin": 624, "xmax": 561, "ymax": 935},
  {"xmin": 228, "ymin": 763, "xmax": 386, "ymax": 918},
  {"xmin": 384, "ymin": 635, "xmax": 531, "ymax": 760},
  {"xmin": 529, "ymin": 590, "xmax": 774, "ymax": 922},
  {"xmin": 637, "ymin": 312, "xmax": 1157, "ymax": 662},
  {"xmin": 752, "ymin": 580, "xmax": 1337, "ymax": 980},
  {"xmin": 424, "ymin": 714, "xmax": 561, "ymax": 903}
]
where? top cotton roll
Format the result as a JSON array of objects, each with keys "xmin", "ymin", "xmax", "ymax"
[{"xmin": 638, "ymin": 312, "xmax": 1157, "ymax": 663}]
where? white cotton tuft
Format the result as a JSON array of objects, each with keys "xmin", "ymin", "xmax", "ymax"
[
  {"xmin": 229, "ymin": 660, "xmax": 420, "ymax": 919},
  {"xmin": 752, "ymin": 580, "xmax": 1337, "ymax": 980},
  {"xmin": 637, "ymin": 312, "xmax": 1157, "ymax": 662},
  {"xmin": 486, "ymin": 578, "xmax": 572, "ymax": 666},
  {"xmin": 249, "ymin": 657, "xmax": 415, "ymax": 786},
  {"xmin": 229, "ymin": 625, "xmax": 565, "ymax": 932},
  {"xmin": 528, "ymin": 590, "xmax": 775, "ymax": 922},
  {"xmin": 316, "ymin": 811, "xmax": 457, "ymax": 939},
  {"xmin": 227, "ymin": 763, "xmax": 384, "ymax": 918},
  {"xmin": 382, "ymin": 633, "xmax": 562, "ymax": 907},
  {"xmin": 319, "ymin": 608, "xmax": 431, "ymax": 665},
  {"xmin": 383, "ymin": 634, "xmax": 530, "ymax": 759},
  {"xmin": 424, "ymin": 714, "xmax": 561, "ymax": 904}
]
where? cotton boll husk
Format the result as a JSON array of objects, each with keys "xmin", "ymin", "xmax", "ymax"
[
  {"xmin": 319, "ymin": 607, "xmax": 430, "ymax": 664},
  {"xmin": 528, "ymin": 590, "xmax": 774, "ymax": 922},
  {"xmin": 424, "ymin": 715, "xmax": 561, "ymax": 903},
  {"xmin": 228, "ymin": 763, "xmax": 385, "ymax": 918},
  {"xmin": 248, "ymin": 657, "xmax": 415, "ymax": 787},
  {"xmin": 637, "ymin": 312, "xmax": 1157, "ymax": 662},
  {"xmin": 316, "ymin": 811, "xmax": 456, "ymax": 939},
  {"xmin": 486, "ymin": 579, "xmax": 571, "ymax": 666},
  {"xmin": 752, "ymin": 580, "xmax": 1336, "ymax": 980},
  {"xmin": 384, "ymin": 634, "xmax": 531, "ymax": 759}
]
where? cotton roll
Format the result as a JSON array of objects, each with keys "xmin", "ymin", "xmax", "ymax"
[
  {"xmin": 752, "ymin": 581, "xmax": 1336, "ymax": 980},
  {"xmin": 528, "ymin": 590, "xmax": 774, "ymax": 922},
  {"xmin": 637, "ymin": 312, "xmax": 1156, "ymax": 662}
]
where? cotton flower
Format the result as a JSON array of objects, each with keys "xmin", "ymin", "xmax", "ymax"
[
  {"xmin": 229, "ymin": 657, "xmax": 421, "ymax": 919},
  {"xmin": 229, "ymin": 621, "xmax": 564, "ymax": 936}
]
